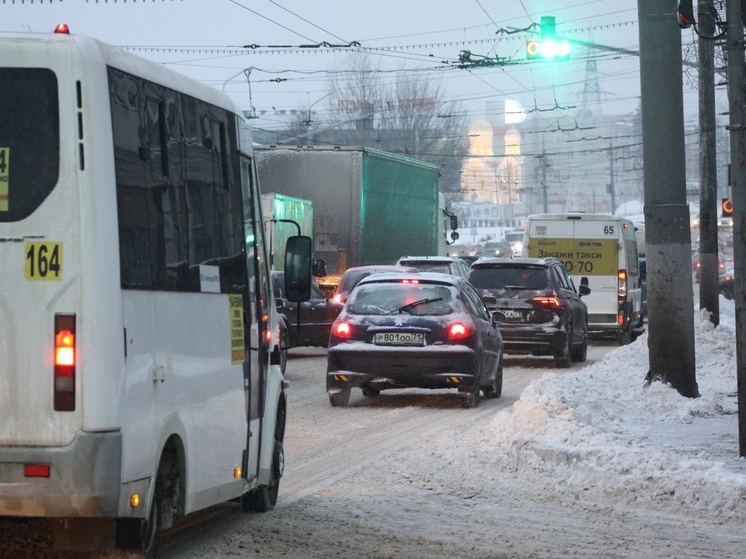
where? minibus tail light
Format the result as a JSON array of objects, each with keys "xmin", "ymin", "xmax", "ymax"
[
  {"xmin": 618, "ymin": 269, "xmax": 628, "ymax": 302},
  {"xmin": 54, "ymin": 314, "xmax": 76, "ymax": 412}
]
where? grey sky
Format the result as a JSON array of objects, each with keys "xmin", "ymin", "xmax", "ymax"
[{"xmin": 2, "ymin": 0, "xmax": 719, "ymax": 131}]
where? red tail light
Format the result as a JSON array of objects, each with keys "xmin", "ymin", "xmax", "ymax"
[
  {"xmin": 24, "ymin": 464, "xmax": 51, "ymax": 478},
  {"xmin": 332, "ymin": 320, "xmax": 352, "ymax": 339},
  {"xmin": 532, "ymin": 296, "xmax": 561, "ymax": 309},
  {"xmin": 618, "ymin": 269, "xmax": 628, "ymax": 302},
  {"xmin": 54, "ymin": 314, "xmax": 76, "ymax": 412},
  {"xmin": 447, "ymin": 321, "xmax": 472, "ymax": 341},
  {"xmin": 333, "ymin": 293, "xmax": 342, "ymax": 303}
]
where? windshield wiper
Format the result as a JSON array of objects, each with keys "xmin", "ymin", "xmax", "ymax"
[{"xmin": 390, "ymin": 297, "xmax": 443, "ymax": 314}]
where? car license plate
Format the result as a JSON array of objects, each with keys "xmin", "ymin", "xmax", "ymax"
[
  {"xmin": 374, "ymin": 332, "xmax": 425, "ymax": 346},
  {"xmin": 501, "ymin": 309, "xmax": 522, "ymax": 319}
]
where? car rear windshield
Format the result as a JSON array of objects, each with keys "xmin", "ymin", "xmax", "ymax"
[
  {"xmin": 0, "ymin": 68, "xmax": 60, "ymax": 222},
  {"xmin": 346, "ymin": 283, "xmax": 455, "ymax": 316},
  {"xmin": 402, "ymin": 262, "xmax": 452, "ymax": 274},
  {"xmin": 469, "ymin": 267, "xmax": 549, "ymax": 290}
]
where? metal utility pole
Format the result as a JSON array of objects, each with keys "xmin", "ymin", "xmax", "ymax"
[
  {"xmin": 541, "ymin": 143, "xmax": 549, "ymax": 212},
  {"xmin": 698, "ymin": 0, "xmax": 721, "ymax": 325},
  {"xmin": 608, "ymin": 141, "xmax": 617, "ymax": 213},
  {"xmin": 638, "ymin": 1, "xmax": 698, "ymax": 397},
  {"xmin": 725, "ymin": 0, "xmax": 746, "ymax": 456}
]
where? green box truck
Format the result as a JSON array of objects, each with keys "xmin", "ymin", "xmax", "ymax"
[{"xmin": 255, "ymin": 146, "xmax": 445, "ymax": 277}]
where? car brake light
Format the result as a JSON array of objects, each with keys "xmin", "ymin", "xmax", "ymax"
[
  {"xmin": 54, "ymin": 313, "xmax": 76, "ymax": 412},
  {"xmin": 401, "ymin": 279, "xmax": 420, "ymax": 284},
  {"xmin": 532, "ymin": 296, "xmax": 561, "ymax": 309},
  {"xmin": 333, "ymin": 293, "xmax": 342, "ymax": 303},
  {"xmin": 618, "ymin": 269, "xmax": 627, "ymax": 302},
  {"xmin": 332, "ymin": 320, "xmax": 352, "ymax": 339},
  {"xmin": 24, "ymin": 464, "xmax": 51, "ymax": 478},
  {"xmin": 447, "ymin": 321, "xmax": 471, "ymax": 340}
]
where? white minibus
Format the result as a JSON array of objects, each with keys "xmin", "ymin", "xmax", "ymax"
[
  {"xmin": 0, "ymin": 28, "xmax": 309, "ymax": 557},
  {"xmin": 523, "ymin": 213, "xmax": 644, "ymax": 344}
]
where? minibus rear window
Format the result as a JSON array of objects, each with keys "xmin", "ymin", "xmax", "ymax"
[{"xmin": 0, "ymin": 68, "xmax": 60, "ymax": 222}]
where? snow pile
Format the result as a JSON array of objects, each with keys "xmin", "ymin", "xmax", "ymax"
[{"xmin": 489, "ymin": 301, "xmax": 746, "ymax": 520}]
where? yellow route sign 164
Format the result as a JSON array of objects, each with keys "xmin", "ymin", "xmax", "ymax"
[{"xmin": 25, "ymin": 242, "xmax": 63, "ymax": 281}]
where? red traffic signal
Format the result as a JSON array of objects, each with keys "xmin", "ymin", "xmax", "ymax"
[{"xmin": 722, "ymin": 198, "xmax": 734, "ymax": 217}]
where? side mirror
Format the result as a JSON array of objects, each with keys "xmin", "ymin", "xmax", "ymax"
[
  {"xmin": 580, "ymin": 277, "xmax": 589, "ymax": 288},
  {"xmin": 450, "ymin": 214, "xmax": 458, "ymax": 230},
  {"xmin": 491, "ymin": 311, "xmax": 506, "ymax": 325},
  {"xmin": 284, "ymin": 236, "xmax": 313, "ymax": 302},
  {"xmin": 313, "ymin": 258, "xmax": 327, "ymax": 278},
  {"xmin": 450, "ymin": 231, "xmax": 460, "ymax": 242},
  {"xmin": 578, "ymin": 284, "xmax": 591, "ymax": 297}
]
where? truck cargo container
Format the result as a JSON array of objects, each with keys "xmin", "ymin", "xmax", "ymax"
[{"xmin": 255, "ymin": 146, "xmax": 447, "ymax": 278}]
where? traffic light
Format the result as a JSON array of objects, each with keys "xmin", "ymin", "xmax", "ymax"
[
  {"xmin": 677, "ymin": 0, "xmax": 694, "ymax": 29},
  {"xmin": 525, "ymin": 16, "xmax": 570, "ymax": 60},
  {"xmin": 722, "ymin": 198, "xmax": 734, "ymax": 217}
]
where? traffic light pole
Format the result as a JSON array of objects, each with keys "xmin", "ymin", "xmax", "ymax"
[
  {"xmin": 725, "ymin": 0, "xmax": 746, "ymax": 457},
  {"xmin": 638, "ymin": 0, "xmax": 698, "ymax": 398}
]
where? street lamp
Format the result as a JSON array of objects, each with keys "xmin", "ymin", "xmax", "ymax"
[{"xmin": 305, "ymin": 92, "xmax": 334, "ymax": 146}]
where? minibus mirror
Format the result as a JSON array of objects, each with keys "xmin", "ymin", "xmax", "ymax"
[{"xmin": 284, "ymin": 236, "xmax": 313, "ymax": 302}]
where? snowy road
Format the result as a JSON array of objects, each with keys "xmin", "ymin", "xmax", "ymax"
[{"xmin": 3, "ymin": 340, "xmax": 743, "ymax": 558}]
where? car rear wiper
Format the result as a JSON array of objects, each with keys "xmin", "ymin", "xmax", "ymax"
[{"xmin": 391, "ymin": 297, "xmax": 443, "ymax": 314}]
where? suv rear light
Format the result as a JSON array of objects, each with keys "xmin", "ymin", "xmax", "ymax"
[
  {"xmin": 532, "ymin": 296, "xmax": 561, "ymax": 309},
  {"xmin": 618, "ymin": 269, "xmax": 628, "ymax": 302},
  {"xmin": 54, "ymin": 313, "xmax": 76, "ymax": 412}
]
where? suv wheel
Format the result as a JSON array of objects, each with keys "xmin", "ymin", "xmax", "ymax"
[
  {"xmin": 554, "ymin": 328, "xmax": 572, "ymax": 368},
  {"xmin": 571, "ymin": 326, "xmax": 587, "ymax": 363}
]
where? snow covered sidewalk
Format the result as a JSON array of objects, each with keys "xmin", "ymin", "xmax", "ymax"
[{"xmin": 488, "ymin": 303, "xmax": 746, "ymax": 522}]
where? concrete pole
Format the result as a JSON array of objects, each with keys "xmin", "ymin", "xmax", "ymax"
[
  {"xmin": 609, "ymin": 140, "xmax": 617, "ymax": 213},
  {"xmin": 638, "ymin": 0, "xmax": 698, "ymax": 397},
  {"xmin": 698, "ymin": 0, "xmax": 720, "ymax": 324},
  {"xmin": 725, "ymin": 0, "xmax": 746, "ymax": 456},
  {"xmin": 541, "ymin": 145, "xmax": 548, "ymax": 212}
]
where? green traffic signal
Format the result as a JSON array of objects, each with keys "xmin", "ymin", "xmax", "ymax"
[
  {"xmin": 526, "ymin": 15, "xmax": 570, "ymax": 60},
  {"xmin": 525, "ymin": 38, "xmax": 570, "ymax": 60}
]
